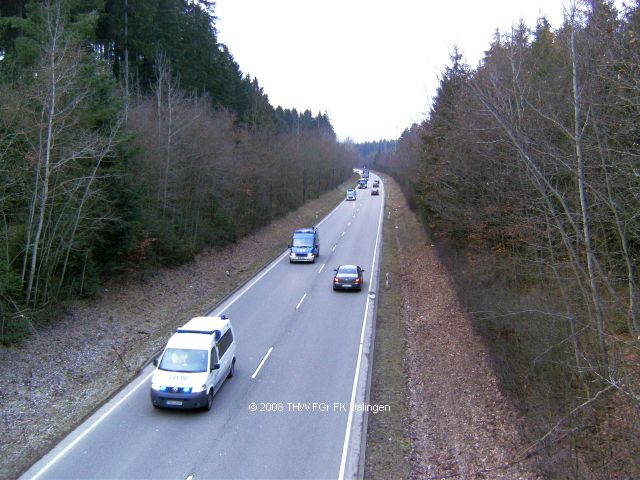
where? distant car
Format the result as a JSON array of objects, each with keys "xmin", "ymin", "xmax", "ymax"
[
  {"xmin": 371, "ymin": 188, "xmax": 379, "ymax": 196},
  {"xmin": 346, "ymin": 189, "xmax": 357, "ymax": 201},
  {"xmin": 333, "ymin": 265, "xmax": 365, "ymax": 291},
  {"xmin": 373, "ymin": 180, "xmax": 380, "ymax": 187}
]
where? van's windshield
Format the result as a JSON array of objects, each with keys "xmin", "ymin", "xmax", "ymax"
[
  {"xmin": 292, "ymin": 235, "xmax": 314, "ymax": 247},
  {"xmin": 159, "ymin": 348, "xmax": 208, "ymax": 373}
]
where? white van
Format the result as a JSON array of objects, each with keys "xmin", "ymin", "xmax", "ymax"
[{"xmin": 150, "ymin": 315, "xmax": 236, "ymax": 410}]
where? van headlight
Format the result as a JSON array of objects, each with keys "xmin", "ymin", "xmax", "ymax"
[
  {"xmin": 151, "ymin": 383, "xmax": 163, "ymax": 391},
  {"xmin": 192, "ymin": 384, "xmax": 207, "ymax": 393}
]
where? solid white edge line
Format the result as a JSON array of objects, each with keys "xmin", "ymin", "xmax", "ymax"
[
  {"xmin": 296, "ymin": 293, "xmax": 307, "ymax": 310},
  {"xmin": 251, "ymin": 347, "xmax": 274, "ymax": 379},
  {"xmin": 28, "ymin": 370, "xmax": 155, "ymax": 480},
  {"xmin": 318, "ymin": 263, "xmax": 326, "ymax": 273},
  {"xmin": 337, "ymin": 186, "xmax": 384, "ymax": 480}
]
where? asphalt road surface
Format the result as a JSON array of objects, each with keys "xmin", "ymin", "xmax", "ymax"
[{"xmin": 22, "ymin": 173, "xmax": 385, "ymax": 480}]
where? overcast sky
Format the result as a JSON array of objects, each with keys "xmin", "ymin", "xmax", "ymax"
[{"xmin": 214, "ymin": 1, "xmax": 614, "ymax": 143}]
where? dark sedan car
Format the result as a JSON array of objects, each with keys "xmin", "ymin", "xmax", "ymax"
[
  {"xmin": 333, "ymin": 265, "xmax": 364, "ymax": 291},
  {"xmin": 371, "ymin": 188, "xmax": 379, "ymax": 196}
]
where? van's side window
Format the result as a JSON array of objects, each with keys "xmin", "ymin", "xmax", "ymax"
[
  {"xmin": 217, "ymin": 330, "xmax": 234, "ymax": 358},
  {"xmin": 210, "ymin": 347, "xmax": 219, "ymax": 368}
]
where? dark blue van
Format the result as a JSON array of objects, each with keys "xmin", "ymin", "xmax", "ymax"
[{"xmin": 289, "ymin": 227, "xmax": 320, "ymax": 263}]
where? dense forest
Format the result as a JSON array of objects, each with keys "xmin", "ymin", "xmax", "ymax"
[
  {"xmin": 0, "ymin": 0, "xmax": 357, "ymax": 342},
  {"xmin": 372, "ymin": 0, "xmax": 639, "ymax": 476},
  {"xmin": 356, "ymin": 139, "xmax": 396, "ymax": 167}
]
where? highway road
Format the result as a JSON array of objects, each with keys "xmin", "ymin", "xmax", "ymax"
[{"xmin": 22, "ymin": 173, "xmax": 385, "ymax": 480}]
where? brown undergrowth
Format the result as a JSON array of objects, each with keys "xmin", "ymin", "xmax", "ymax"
[{"xmin": 427, "ymin": 220, "xmax": 640, "ymax": 479}]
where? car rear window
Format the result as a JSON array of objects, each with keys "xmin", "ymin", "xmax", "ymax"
[{"xmin": 338, "ymin": 266, "xmax": 357, "ymax": 275}]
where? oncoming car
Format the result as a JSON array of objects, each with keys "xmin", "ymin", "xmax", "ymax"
[
  {"xmin": 150, "ymin": 315, "xmax": 236, "ymax": 411},
  {"xmin": 346, "ymin": 189, "xmax": 357, "ymax": 201},
  {"xmin": 333, "ymin": 265, "xmax": 365, "ymax": 291},
  {"xmin": 289, "ymin": 227, "xmax": 320, "ymax": 263}
]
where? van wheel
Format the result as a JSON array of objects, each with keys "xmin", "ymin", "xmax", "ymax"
[
  {"xmin": 204, "ymin": 390, "xmax": 213, "ymax": 411},
  {"xmin": 227, "ymin": 358, "xmax": 236, "ymax": 379}
]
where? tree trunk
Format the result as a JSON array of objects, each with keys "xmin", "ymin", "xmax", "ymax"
[
  {"xmin": 570, "ymin": 11, "xmax": 608, "ymax": 369},
  {"xmin": 123, "ymin": 0, "xmax": 129, "ymax": 120},
  {"xmin": 26, "ymin": 5, "xmax": 61, "ymax": 305}
]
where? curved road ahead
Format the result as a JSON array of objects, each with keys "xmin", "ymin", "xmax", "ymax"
[{"xmin": 22, "ymin": 173, "xmax": 385, "ymax": 480}]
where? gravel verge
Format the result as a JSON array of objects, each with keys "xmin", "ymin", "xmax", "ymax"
[{"xmin": 363, "ymin": 177, "xmax": 413, "ymax": 479}]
